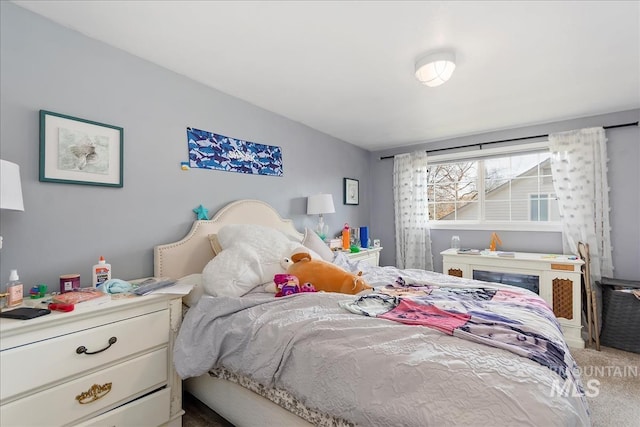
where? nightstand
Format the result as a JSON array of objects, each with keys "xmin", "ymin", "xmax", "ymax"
[
  {"xmin": 0, "ymin": 293, "xmax": 184, "ymax": 426},
  {"xmin": 344, "ymin": 247, "xmax": 383, "ymax": 266}
]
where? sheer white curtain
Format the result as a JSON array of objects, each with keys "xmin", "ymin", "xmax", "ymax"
[
  {"xmin": 393, "ymin": 151, "xmax": 433, "ymax": 270},
  {"xmin": 549, "ymin": 127, "xmax": 613, "ymax": 332},
  {"xmin": 549, "ymin": 127, "xmax": 613, "ymax": 278}
]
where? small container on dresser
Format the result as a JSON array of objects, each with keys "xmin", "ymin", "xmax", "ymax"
[{"xmin": 2, "ymin": 270, "xmax": 23, "ymax": 309}]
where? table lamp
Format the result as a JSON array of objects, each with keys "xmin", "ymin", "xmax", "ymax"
[
  {"xmin": 307, "ymin": 193, "xmax": 335, "ymax": 241},
  {"xmin": 0, "ymin": 159, "xmax": 25, "ymax": 250}
]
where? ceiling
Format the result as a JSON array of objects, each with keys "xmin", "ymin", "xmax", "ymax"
[{"xmin": 13, "ymin": 1, "xmax": 640, "ymax": 151}]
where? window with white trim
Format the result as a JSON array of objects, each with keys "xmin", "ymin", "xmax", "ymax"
[{"xmin": 426, "ymin": 142, "xmax": 560, "ymax": 230}]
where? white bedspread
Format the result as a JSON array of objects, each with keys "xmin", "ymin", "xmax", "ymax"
[{"xmin": 174, "ymin": 254, "xmax": 590, "ymax": 426}]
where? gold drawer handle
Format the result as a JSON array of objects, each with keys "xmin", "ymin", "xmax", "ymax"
[
  {"xmin": 76, "ymin": 382, "xmax": 112, "ymax": 404},
  {"xmin": 76, "ymin": 337, "xmax": 117, "ymax": 355}
]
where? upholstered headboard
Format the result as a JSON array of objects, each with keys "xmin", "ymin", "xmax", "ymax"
[{"xmin": 154, "ymin": 199, "xmax": 304, "ymax": 279}]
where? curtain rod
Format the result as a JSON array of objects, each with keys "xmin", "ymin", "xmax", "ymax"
[{"xmin": 379, "ymin": 121, "xmax": 639, "ymax": 160}]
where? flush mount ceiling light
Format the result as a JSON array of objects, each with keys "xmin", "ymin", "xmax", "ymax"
[{"xmin": 415, "ymin": 50, "xmax": 456, "ymax": 87}]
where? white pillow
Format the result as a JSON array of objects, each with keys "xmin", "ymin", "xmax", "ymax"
[
  {"xmin": 204, "ymin": 224, "xmax": 326, "ymax": 297},
  {"xmin": 202, "ymin": 244, "xmax": 263, "ymax": 297},
  {"xmin": 302, "ymin": 227, "xmax": 335, "ymax": 262},
  {"xmin": 217, "ymin": 224, "xmax": 308, "ymax": 283}
]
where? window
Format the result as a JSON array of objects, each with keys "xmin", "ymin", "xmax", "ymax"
[
  {"xmin": 530, "ymin": 193, "xmax": 551, "ymax": 221},
  {"xmin": 426, "ymin": 143, "xmax": 560, "ymax": 230}
]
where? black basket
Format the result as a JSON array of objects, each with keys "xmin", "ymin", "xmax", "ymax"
[{"xmin": 598, "ymin": 277, "xmax": 640, "ymax": 354}]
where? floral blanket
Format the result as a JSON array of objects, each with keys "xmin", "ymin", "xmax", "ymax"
[{"xmin": 342, "ymin": 277, "xmax": 571, "ymax": 380}]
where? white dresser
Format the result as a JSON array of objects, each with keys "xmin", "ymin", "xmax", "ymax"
[
  {"xmin": 441, "ymin": 249, "xmax": 585, "ymax": 348},
  {"xmin": 0, "ymin": 294, "xmax": 184, "ymax": 426},
  {"xmin": 344, "ymin": 247, "xmax": 383, "ymax": 266}
]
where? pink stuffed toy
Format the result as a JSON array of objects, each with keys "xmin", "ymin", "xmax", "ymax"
[
  {"xmin": 300, "ymin": 282, "xmax": 317, "ymax": 293},
  {"xmin": 273, "ymin": 274, "xmax": 317, "ymax": 297},
  {"xmin": 274, "ymin": 274, "xmax": 300, "ymax": 297}
]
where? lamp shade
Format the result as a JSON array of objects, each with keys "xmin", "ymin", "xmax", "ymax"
[
  {"xmin": 415, "ymin": 51, "xmax": 456, "ymax": 87},
  {"xmin": 307, "ymin": 194, "xmax": 335, "ymax": 215},
  {"xmin": 0, "ymin": 159, "xmax": 24, "ymax": 211}
]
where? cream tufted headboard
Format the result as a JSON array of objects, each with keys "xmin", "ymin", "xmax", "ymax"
[{"xmin": 153, "ymin": 199, "xmax": 304, "ymax": 279}]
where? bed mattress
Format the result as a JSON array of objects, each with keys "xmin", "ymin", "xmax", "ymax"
[{"xmin": 174, "ymin": 254, "xmax": 590, "ymax": 426}]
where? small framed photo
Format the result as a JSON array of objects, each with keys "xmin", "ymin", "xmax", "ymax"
[
  {"xmin": 343, "ymin": 177, "xmax": 359, "ymax": 205},
  {"xmin": 39, "ymin": 110, "xmax": 124, "ymax": 187}
]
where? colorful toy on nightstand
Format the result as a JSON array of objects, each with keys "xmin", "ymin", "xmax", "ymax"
[
  {"xmin": 489, "ymin": 232, "xmax": 502, "ymax": 251},
  {"xmin": 29, "ymin": 284, "xmax": 47, "ymax": 299}
]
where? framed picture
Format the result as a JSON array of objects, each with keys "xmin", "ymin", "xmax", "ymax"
[
  {"xmin": 343, "ymin": 177, "xmax": 359, "ymax": 205},
  {"xmin": 39, "ymin": 110, "xmax": 123, "ymax": 187}
]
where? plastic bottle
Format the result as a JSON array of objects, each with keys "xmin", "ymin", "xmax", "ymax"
[
  {"xmin": 342, "ymin": 223, "xmax": 350, "ymax": 251},
  {"xmin": 92, "ymin": 256, "xmax": 112, "ymax": 288},
  {"xmin": 5, "ymin": 269, "xmax": 23, "ymax": 308}
]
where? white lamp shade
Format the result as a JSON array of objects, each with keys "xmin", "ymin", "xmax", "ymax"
[
  {"xmin": 0, "ymin": 159, "xmax": 24, "ymax": 211},
  {"xmin": 415, "ymin": 51, "xmax": 456, "ymax": 87},
  {"xmin": 307, "ymin": 194, "xmax": 335, "ymax": 215}
]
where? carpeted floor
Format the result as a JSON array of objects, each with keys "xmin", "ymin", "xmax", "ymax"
[
  {"xmin": 182, "ymin": 346, "xmax": 640, "ymax": 427},
  {"xmin": 571, "ymin": 345, "xmax": 640, "ymax": 427}
]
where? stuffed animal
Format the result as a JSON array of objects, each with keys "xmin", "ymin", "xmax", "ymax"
[
  {"xmin": 300, "ymin": 282, "xmax": 317, "ymax": 293},
  {"xmin": 286, "ymin": 252, "xmax": 372, "ymax": 295},
  {"xmin": 273, "ymin": 273, "xmax": 317, "ymax": 297}
]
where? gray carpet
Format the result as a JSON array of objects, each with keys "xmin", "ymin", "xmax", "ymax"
[
  {"xmin": 571, "ymin": 345, "xmax": 640, "ymax": 427},
  {"xmin": 182, "ymin": 346, "xmax": 639, "ymax": 426}
]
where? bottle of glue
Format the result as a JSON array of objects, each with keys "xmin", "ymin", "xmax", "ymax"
[
  {"xmin": 92, "ymin": 256, "xmax": 112, "ymax": 288},
  {"xmin": 342, "ymin": 223, "xmax": 350, "ymax": 251}
]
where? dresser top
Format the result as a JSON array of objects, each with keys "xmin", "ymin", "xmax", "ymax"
[
  {"xmin": 0, "ymin": 293, "xmax": 178, "ymax": 349},
  {"xmin": 440, "ymin": 248, "xmax": 584, "ymax": 266}
]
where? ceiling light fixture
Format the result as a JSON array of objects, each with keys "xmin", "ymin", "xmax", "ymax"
[{"xmin": 415, "ymin": 50, "xmax": 456, "ymax": 87}]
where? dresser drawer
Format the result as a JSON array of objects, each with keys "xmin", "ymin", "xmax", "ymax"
[
  {"xmin": 0, "ymin": 348, "xmax": 167, "ymax": 426},
  {"xmin": 1, "ymin": 310, "xmax": 168, "ymax": 402},
  {"xmin": 75, "ymin": 387, "xmax": 171, "ymax": 427}
]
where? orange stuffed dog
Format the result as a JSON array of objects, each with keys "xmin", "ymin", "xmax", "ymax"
[{"xmin": 287, "ymin": 252, "xmax": 372, "ymax": 295}]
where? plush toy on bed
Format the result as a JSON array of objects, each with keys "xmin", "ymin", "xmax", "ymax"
[
  {"xmin": 273, "ymin": 273, "xmax": 317, "ymax": 297},
  {"xmin": 285, "ymin": 252, "xmax": 372, "ymax": 295}
]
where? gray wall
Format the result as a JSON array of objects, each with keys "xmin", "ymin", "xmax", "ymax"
[
  {"xmin": 0, "ymin": 2, "xmax": 370, "ymax": 288},
  {"xmin": 2, "ymin": 2, "xmax": 638, "ymax": 292},
  {"xmin": 370, "ymin": 109, "xmax": 640, "ymax": 280}
]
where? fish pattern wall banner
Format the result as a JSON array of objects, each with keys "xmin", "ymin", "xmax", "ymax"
[{"xmin": 187, "ymin": 127, "xmax": 283, "ymax": 176}]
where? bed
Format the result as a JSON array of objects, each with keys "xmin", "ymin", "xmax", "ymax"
[{"xmin": 154, "ymin": 199, "xmax": 591, "ymax": 426}]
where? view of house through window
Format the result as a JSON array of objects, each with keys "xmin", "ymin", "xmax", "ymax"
[{"xmin": 427, "ymin": 151, "xmax": 559, "ymax": 224}]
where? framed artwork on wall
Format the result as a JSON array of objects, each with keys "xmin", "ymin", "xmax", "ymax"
[
  {"xmin": 344, "ymin": 177, "xmax": 359, "ymax": 205},
  {"xmin": 39, "ymin": 110, "xmax": 124, "ymax": 187}
]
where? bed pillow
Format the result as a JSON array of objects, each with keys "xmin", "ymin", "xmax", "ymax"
[
  {"xmin": 202, "ymin": 243, "xmax": 263, "ymax": 297},
  {"xmin": 216, "ymin": 224, "xmax": 307, "ymax": 284},
  {"xmin": 302, "ymin": 227, "xmax": 335, "ymax": 262},
  {"xmin": 208, "ymin": 234, "xmax": 223, "ymax": 255}
]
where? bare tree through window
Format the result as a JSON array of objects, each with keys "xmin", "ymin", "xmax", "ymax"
[{"xmin": 426, "ymin": 152, "xmax": 558, "ymax": 223}]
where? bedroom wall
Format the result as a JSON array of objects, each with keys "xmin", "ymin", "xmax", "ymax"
[
  {"xmin": 0, "ymin": 2, "xmax": 371, "ymax": 287},
  {"xmin": 370, "ymin": 109, "xmax": 640, "ymax": 281}
]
